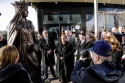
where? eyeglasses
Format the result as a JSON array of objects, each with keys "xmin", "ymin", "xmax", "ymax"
[
  {"xmin": 72, "ymin": 32, "xmax": 76, "ymax": 34},
  {"xmin": 79, "ymin": 33, "xmax": 85, "ymax": 35}
]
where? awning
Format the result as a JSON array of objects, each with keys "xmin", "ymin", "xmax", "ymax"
[{"xmin": 23, "ymin": 0, "xmax": 125, "ymax": 5}]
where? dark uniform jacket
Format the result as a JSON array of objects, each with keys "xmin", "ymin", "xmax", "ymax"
[
  {"xmin": 0, "ymin": 63, "xmax": 32, "ymax": 83},
  {"xmin": 39, "ymin": 37, "xmax": 55, "ymax": 66},
  {"xmin": 71, "ymin": 60, "xmax": 123, "ymax": 83}
]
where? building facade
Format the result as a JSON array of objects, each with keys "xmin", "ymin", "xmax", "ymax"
[{"xmin": 23, "ymin": 0, "xmax": 125, "ymax": 40}]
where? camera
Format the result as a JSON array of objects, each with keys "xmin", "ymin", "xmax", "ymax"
[{"xmin": 80, "ymin": 50, "xmax": 91, "ymax": 58}]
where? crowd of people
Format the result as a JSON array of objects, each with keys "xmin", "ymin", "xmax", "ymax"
[
  {"xmin": 38, "ymin": 25, "xmax": 125, "ymax": 83},
  {"xmin": 1, "ymin": 26, "xmax": 125, "ymax": 83},
  {"xmin": 0, "ymin": 1, "xmax": 125, "ymax": 83}
]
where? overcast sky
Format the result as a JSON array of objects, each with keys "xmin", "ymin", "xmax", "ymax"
[{"xmin": 0, "ymin": 0, "xmax": 38, "ymax": 31}]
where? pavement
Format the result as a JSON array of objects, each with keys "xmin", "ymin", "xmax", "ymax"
[
  {"xmin": 41, "ymin": 64, "xmax": 72, "ymax": 83},
  {"xmin": 41, "ymin": 53, "xmax": 73, "ymax": 83},
  {"xmin": 119, "ymin": 75, "xmax": 125, "ymax": 83},
  {"xmin": 42, "ymin": 72, "xmax": 125, "ymax": 83},
  {"xmin": 41, "ymin": 66, "xmax": 125, "ymax": 83}
]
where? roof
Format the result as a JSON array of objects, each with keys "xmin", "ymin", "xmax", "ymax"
[{"xmin": 23, "ymin": 0, "xmax": 125, "ymax": 5}]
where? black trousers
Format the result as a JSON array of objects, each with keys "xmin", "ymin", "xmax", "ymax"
[{"xmin": 44, "ymin": 65, "xmax": 56, "ymax": 78}]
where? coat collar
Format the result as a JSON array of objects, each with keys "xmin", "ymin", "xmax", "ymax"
[
  {"xmin": 88, "ymin": 61, "xmax": 123, "ymax": 82},
  {"xmin": 0, "ymin": 63, "xmax": 25, "ymax": 81}
]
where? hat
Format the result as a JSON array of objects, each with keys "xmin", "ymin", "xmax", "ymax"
[
  {"xmin": 88, "ymin": 40, "xmax": 112, "ymax": 57},
  {"xmin": 79, "ymin": 31, "xmax": 85, "ymax": 35}
]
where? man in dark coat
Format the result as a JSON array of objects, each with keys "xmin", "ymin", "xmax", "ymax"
[
  {"xmin": 71, "ymin": 40, "xmax": 124, "ymax": 83},
  {"xmin": 39, "ymin": 30, "xmax": 56, "ymax": 79}
]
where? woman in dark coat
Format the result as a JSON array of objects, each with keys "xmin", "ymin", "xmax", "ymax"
[
  {"xmin": 104, "ymin": 35, "xmax": 122, "ymax": 63},
  {"xmin": 85, "ymin": 33, "xmax": 96, "ymax": 49},
  {"xmin": 55, "ymin": 34, "xmax": 74, "ymax": 83},
  {"xmin": 80, "ymin": 32, "xmax": 96, "ymax": 67},
  {"xmin": 0, "ymin": 45, "xmax": 32, "ymax": 83}
]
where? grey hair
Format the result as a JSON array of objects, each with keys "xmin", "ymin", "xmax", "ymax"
[
  {"xmin": 65, "ymin": 30, "xmax": 71, "ymax": 34},
  {"xmin": 111, "ymin": 27, "xmax": 117, "ymax": 32}
]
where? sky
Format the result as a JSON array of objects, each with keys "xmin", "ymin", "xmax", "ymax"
[{"xmin": 0, "ymin": 0, "xmax": 38, "ymax": 31}]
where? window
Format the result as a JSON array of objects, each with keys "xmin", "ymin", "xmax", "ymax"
[
  {"xmin": 69, "ymin": 15, "xmax": 72, "ymax": 21},
  {"xmin": 59, "ymin": 15, "xmax": 63, "ymax": 21},
  {"xmin": 48, "ymin": 15, "xmax": 54, "ymax": 21}
]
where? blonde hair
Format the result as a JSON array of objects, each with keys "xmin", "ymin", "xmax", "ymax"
[
  {"xmin": 61, "ymin": 34, "xmax": 67, "ymax": 39},
  {"xmin": 104, "ymin": 35, "xmax": 122, "ymax": 52},
  {"xmin": 0, "ymin": 45, "xmax": 19, "ymax": 69},
  {"xmin": 86, "ymin": 33, "xmax": 96, "ymax": 41}
]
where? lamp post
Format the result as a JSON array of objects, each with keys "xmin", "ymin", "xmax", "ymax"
[{"xmin": 94, "ymin": 0, "xmax": 98, "ymax": 40}]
